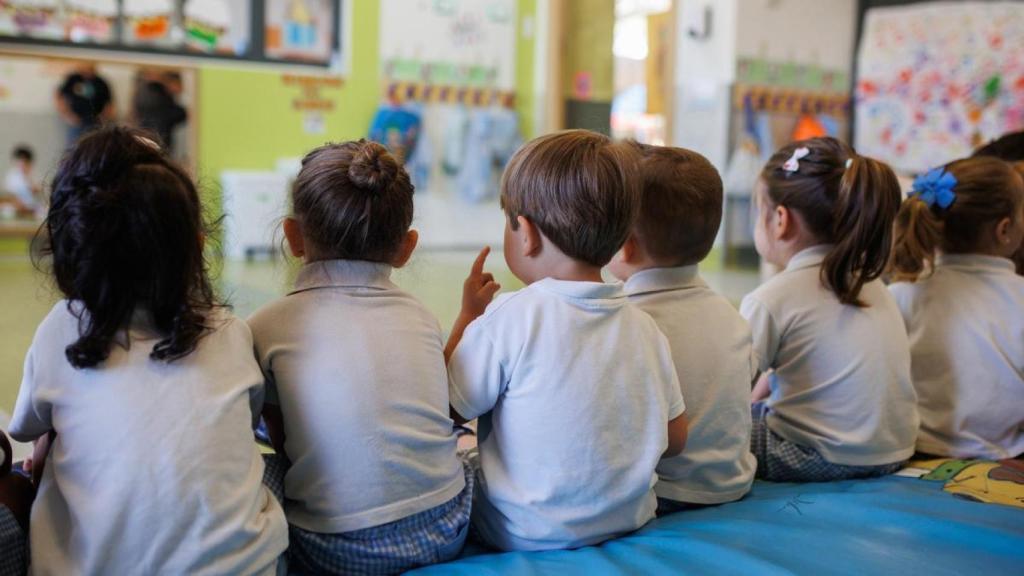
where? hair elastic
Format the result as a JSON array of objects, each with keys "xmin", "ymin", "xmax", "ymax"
[
  {"xmin": 910, "ymin": 167, "xmax": 957, "ymax": 210},
  {"xmin": 783, "ymin": 147, "xmax": 810, "ymax": 173}
]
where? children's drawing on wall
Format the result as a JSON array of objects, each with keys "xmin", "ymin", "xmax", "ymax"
[
  {"xmin": 64, "ymin": 0, "xmax": 117, "ymax": 44},
  {"xmin": 855, "ymin": 2, "xmax": 1024, "ymax": 174},
  {"xmin": 1, "ymin": 0, "xmax": 63, "ymax": 39},
  {"xmin": 184, "ymin": 0, "xmax": 249, "ymax": 55},
  {"xmin": 122, "ymin": 0, "xmax": 174, "ymax": 46},
  {"xmin": 264, "ymin": 0, "xmax": 334, "ymax": 64},
  {"xmin": 379, "ymin": 0, "xmax": 517, "ymax": 90}
]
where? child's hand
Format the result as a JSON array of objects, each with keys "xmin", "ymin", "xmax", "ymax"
[
  {"xmin": 460, "ymin": 247, "xmax": 501, "ymax": 322},
  {"xmin": 751, "ymin": 373, "xmax": 771, "ymax": 403}
]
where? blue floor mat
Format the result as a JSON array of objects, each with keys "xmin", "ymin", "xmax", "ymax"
[{"xmin": 409, "ymin": 476, "xmax": 1024, "ymax": 575}]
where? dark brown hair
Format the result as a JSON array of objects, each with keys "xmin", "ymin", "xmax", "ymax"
[
  {"xmin": 500, "ymin": 130, "xmax": 640, "ymax": 267},
  {"xmin": 39, "ymin": 126, "xmax": 220, "ymax": 369},
  {"xmin": 761, "ymin": 137, "xmax": 902, "ymax": 306},
  {"xmin": 890, "ymin": 156, "xmax": 1024, "ymax": 281},
  {"xmin": 292, "ymin": 140, "xmax": 414, "ymax": 262},
  {"xmin": 629, "ymin": 142, "xmax": 722, "ymax": 266},
  {"xmin": 974, "ymin": 130, "xmax": 1024, "ymax": 163},
  {"xmin": 1014, "ymin": 162, "xmax": 1024, "ymax": 275}
]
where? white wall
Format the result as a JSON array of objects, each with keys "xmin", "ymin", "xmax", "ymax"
[
  {"xmin": 673, "ymin": 0, "xmax": 737, "ymax": 170},
  {"xmin": 735, "ymin": 0, "xmax": 857, "ymax": 72},
  {"xmin": 672, "ymin": 0, "xmax": 858, "ymax": 169}
]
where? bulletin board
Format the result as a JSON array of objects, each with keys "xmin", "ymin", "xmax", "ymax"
[
  {"xmin": 854, "ymin": 2, "xmax": 1024, "ymax": 174},
  {"xmin": 0, "ymin": 0, "xmax": 341, "ymax": 68},
  {"xmin": 379, "ymin": 0, "xmax": 517, "ymax": 91}
]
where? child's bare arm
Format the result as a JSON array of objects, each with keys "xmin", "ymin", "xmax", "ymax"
[
  {"xmin": 261, "ymin": 404, "xmax": 287, "ymax": 458},
  {"xmin": 751, "ymin": 373, "xmax": 771, "ymax": 402},
  {"xmin": 444, "ymin": 247, "xmax": 501, "ymax": 362},
  {"xmin": 664, "ymin": 412, "xmax": 689, "ymax": 458}
]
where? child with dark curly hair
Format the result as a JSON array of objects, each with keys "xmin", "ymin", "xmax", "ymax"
[{"xmin": 8, "ymin": 126, "xmax": 287, "ymax": 575}]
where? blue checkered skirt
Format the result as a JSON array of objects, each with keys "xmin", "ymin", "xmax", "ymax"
[
  {"xmin": 263, "ymin": 454, "xmax": 472, "ymax": 575},
  {"xmin": 0, "ymin": 506, "xmax": 27, "ymax": 576},
  {"xmin": 750, "ymin": 402, "xmax": 904, "ymax": 482}
]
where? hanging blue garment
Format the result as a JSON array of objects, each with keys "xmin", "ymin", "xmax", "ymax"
[
  {"xmin": 367, "ymin": 103, "xmax": 422, "ymax": 163},
  {"xmin": 442, "ymin": 105, "xmax": 470, "ymax": 176},
  {"xmin": 456, "ymin": 109, "xmax": 495, "ymax": 203},
  {"xmin": 455, "ymin": 107, "xmax": 521, "ymax": 204},
  {"xmin": 488, "ymin": 106, "xmax": 523, "ymax": 167}
]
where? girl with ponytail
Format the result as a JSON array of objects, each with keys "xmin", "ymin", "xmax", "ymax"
[
  {"xmin": 889, "ymin": 157, "xmax": 1024, "ymax": 460},
  {"xmin": 248, "ymin": 140, "xmax": 472, "ymax": 573},
  {"xmin": 8, "ymin": 126, "xmax": 288, "ymax": 574},
  {"xmin": 740, "ymin": 137, "xmax": 919, "ymax": 482}
]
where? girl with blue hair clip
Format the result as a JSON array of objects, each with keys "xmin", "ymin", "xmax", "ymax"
[{"xmin": 889, "ymin": 157, "xmax": 1024, "ymax": 460}]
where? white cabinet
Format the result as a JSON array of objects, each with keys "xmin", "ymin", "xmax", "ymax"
[{"xmin": 220, "ymin": 171, "xmax": 290, "ymax": 261}]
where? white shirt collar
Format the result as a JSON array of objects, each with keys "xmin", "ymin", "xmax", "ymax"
[
  {"xmin": 935, "ymin": 253, "xmax": 1017, "ymax": 274},
  {"xmin": 623, "ymin": 265, "xmax": 706, "ymax": 296},
  {"xmin": 784, "ymin": 244, "xmax": 834, "ymax": 272},
  {"xmin": 291, "ymin": 259, "xmax": 396, "ymax": 295},
  {"xmin": 533, "ymin": 277, "xmax": 626, "ymax": 302}
]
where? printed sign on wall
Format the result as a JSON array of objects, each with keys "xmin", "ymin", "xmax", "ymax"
[{"xmin": 380, "ymin": 0, "xmax": 517, "ymax": 90}]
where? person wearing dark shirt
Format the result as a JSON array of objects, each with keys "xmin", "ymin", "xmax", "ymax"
[
  {"xmin": 55, "ymin": 63, "xmax": 114, "ymax": 146},
  {"xmin": 132, "ymin": 70, "xmax": 188, "ymax": 152}
]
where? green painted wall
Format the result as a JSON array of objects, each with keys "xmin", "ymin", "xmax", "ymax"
[
  {"xmin": 197, "ymin": 0, "xmax": 537, "ymax": 194},
  {"xmin": 196, "ymin": 2, "xmax": 380, "ymax": 191},
  {"xmin": 564, "ymin": 0, "xmax": 614, "ymax": 102},
  {"xmin": 515, "ymin": 0, "xmax": 537, "ymax": 139}
]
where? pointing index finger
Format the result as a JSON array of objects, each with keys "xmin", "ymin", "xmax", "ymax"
[{"xmin": 471, "ymin": 246, "xmax": 491, "ymax": 276}]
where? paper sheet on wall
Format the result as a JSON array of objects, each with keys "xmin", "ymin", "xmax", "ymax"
[
  {"xmin": 855, "ymin": 2, "xmax": 1024, "ymax": 174},
  {"xmin": 379, "ymin": 0, "xmax": 517, "ymax": 90}
]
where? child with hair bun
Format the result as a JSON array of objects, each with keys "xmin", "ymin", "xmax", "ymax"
[
  {"xmin": 741, "ymin": 137, "xmax": 919, "ymax": 482},
  {"xmin": 889, "ymin": 156, "xmax": 1024, "ymax": 460},
  {"xmin": 248, "ymin": 140, "xmax": 471, "ymax": 574}
]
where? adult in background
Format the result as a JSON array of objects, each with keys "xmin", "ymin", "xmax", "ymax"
[
  {"xmin": 55, "ymin": 62, "xmax": 114, "ymax": 147},
  {"xmin": 132, "ymin": 70, "xmax": 188, "ymax": 153}
]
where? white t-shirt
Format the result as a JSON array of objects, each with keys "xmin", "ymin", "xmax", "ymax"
[
  {"xmin": 248, "ymin": 260, "xmax": 465, "ymax": 533},
  {"xmin": 625, "ymin": 266, "xmax": 756, "ymax": 504},
  {"xmin": 3, "ymin": 168, "xmax": 37, "ymax": 209},
  {"xmin": 890, "ymin": 254, "xmax": 1024, "ymax": 459},
  {"xmin": 448, "ymin": 278, "xmax": 685, "ymax": 552},
  {"xmin": 9, "ymin": 302, "xmax": 287, "ymax": 576},
  {"xmin": 740, "ymin": 246, "xmax": 918, "ymax": 466}
]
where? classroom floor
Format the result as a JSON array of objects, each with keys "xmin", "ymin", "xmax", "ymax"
[{"xmin": 0, "ymin": 249, "xmax": 761, "ymax": 434}]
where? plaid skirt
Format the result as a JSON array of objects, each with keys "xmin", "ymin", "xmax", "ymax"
[
  {"xmin": 263, "ymin": 454, "xmax": 472, "ymax": 576},
  {"xmin": 750, "ymin": 402, "xmax": 905, "ymax": 482},
  {"xmin": 0, "ymin": 506, "xmax": 26, "ymax": 576}
]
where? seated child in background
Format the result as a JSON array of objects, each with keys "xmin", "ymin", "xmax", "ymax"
[
  {"xmin": 608, "ymin": 143, "xmax": 756, "ymax": 513},
  {"xmin": 741, "ymin": 137, "xmax": 919, "ymax": 482},
  {"xmin": 249, "ymin": 140, "xmax": 471, "ymax": 574},
  {"xmin": 8, "ymin": 127, "xmax": 287, "ymax": 575},
  {"xmin": 888, "ymin": 157, "xmax": 1024, "ymax": 460},
  {"xmin": 2, "ymin": 146, "xmax": 42, "ymax": 216},
  {"xmin": 973, "ymin": 131, "xmax": 1024, "ymax": 275},
  {"xmin": 445, "ymin": 130, "xmax": 688, "ymax": 552}
]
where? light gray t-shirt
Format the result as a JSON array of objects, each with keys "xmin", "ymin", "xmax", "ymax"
[
  {"xmin": 248, "ymin": 260, "xmax": 465, "ymax": 534},
  {"xmin": 448, "ymin": 278, "xmax": 685, "ymax": 551},
  {"xmin": 625, "ymin": 266, "xmax": 757, "ymax": 504},
  {"xmin": 740, "ymin": 246, "xmax": 919, "ymax": 466},
  {"xmin": 890, "ymin": 254, "xmax": 1024, "ymax": 459},
  {"xmin": 10, "ymin": 302, "xmax": 287, "ymax": 576}
]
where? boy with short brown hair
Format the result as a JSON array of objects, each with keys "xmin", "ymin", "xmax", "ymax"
[
  {"xmin": 445, "ymin": 130, "xmax": 688, "ymax": 551},
  {"xmin": 609, "ymin": 143, "xmax": 757, "ymax": 513}
]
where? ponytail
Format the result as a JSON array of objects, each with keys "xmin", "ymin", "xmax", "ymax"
[
  {"xmin": 889, "ymin": 197, "xmax": 944, "ymax": 282},
  {"xmin": 761, "ymin": 138, "xmax": 902, "ymax": 306},
  {"xmin": 888, "ymin": 156, "xmax": 1024, "ymax": 282},
  {"xmin": 823, "ymin": 156, "xmax": 902, "ymax": 305}
]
